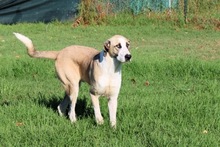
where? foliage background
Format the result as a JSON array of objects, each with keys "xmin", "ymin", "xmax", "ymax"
[{"xmin": 77, "ymin": 0, "xmax": 220, "ymax": 29}]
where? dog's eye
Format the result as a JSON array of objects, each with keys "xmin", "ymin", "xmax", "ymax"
[
  {"xmin": 115, "ymin": 43, "xmax": 122, "ymax": 49},
  {"xmin": 126, "ymin": 42, "xmax": 130, "ymax": 48}
]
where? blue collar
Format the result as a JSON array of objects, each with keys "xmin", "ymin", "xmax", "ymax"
[{"xmin": 99, "ymin": 50, "xmax": 105, "ymax": 62}]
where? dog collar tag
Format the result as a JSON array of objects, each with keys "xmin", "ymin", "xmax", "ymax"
[{"xmin": 99, "ymin": 50, "xmax": 104, "ymax": 62}]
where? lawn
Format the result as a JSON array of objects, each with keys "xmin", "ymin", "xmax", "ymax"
[{"xmin": 0, "ymin": 22, "xmax": 220, "ymax": 146}]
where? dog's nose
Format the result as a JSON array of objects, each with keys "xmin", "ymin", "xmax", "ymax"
[{"xmin": 125, "ymin": 54, "xmax": 132, "ymax": 61}]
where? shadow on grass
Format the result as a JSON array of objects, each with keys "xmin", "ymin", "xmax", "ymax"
[{"xmin": 36, "ymin": 93, "xmax": 94, "ymax": 119}]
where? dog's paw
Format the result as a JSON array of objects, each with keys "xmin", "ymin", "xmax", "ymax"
[
  {"xmin": 57, "ymin": 105, "xmax": 65, "ymax": 116},
  {"xmin": 96, "ymin": 117, "xmax": 104, "ymax": 125},
  {"xmin": 110, "ymin": 121, "xmax": 116, "ymax": 129},
  {"xmin": 69, "ymin": 117, "xmax": 77, "ymax": 123},
  {"xmin": 69, "ymin": 112, "xmax": 77, "ymax": 123}
]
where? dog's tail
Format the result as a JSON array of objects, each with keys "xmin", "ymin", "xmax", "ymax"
[{"xmin": 13, "ymin": 32, "xmax": 59, "ymax": 60}]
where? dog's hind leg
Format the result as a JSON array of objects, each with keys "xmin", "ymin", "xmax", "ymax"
[
  {"xmin": 68, "ymin": 83, "xmax": 80, "ymax": 123},
  {"xmin": 57, "ymin": 94, "xmax": 70, "ymax": 116},
  {"xmin": 90, "ymin": 93, "xmax": 104, "ymax": 125}
]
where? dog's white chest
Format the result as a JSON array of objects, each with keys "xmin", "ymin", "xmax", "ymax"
[
  {"xmin": 97, "ymin": 72, "xmax": 121, "ymax": 96},
  {"xmin": 90, "ymin": 57, "xmax": 122, "ymax": 97}
]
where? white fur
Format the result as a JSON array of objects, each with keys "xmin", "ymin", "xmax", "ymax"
[
  {"xmin": 13, "ymin": 32, "xmax": 34, "ymax": 50},
  {"xmin": 117, "ymin": 37, "xmax": 131, "ymax": 62}
]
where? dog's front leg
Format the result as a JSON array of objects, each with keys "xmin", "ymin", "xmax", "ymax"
[
  {"xmin": 90, "ymin": 93, "xmax": 104, "ymax": 125},
  {"xmin": 108, "ymin": 96, "xmax": 118, "ymax": 128}
]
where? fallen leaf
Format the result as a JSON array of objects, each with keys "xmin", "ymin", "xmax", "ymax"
[
  {"xmin": 15, "ymin": 55, "xmax": 20, "ymax": 58},
  {"xmin": 145, "ymin": 81, "xmax": 150, "ymax": 86},
  {"xmin": 202, "ymin": 130, "xmax": 208, "ymax": 134},
  {"xmin": 16, "ymin": 122, "xmax": 24, "ymax": 127}
]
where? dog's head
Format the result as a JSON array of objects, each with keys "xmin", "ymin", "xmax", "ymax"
[{"xmin": 104, "ymin": 35, "xmax": 131, "ymax": 62}]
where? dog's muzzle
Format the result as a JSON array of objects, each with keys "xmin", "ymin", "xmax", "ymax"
[{"xmin": 125, "ymin": 54, "xmax": 132, "ymax": 61}]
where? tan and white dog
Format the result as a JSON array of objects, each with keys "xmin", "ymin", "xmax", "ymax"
[{"xmin": 13, "ymin": 33, "xmax": 132, "ymax": 128}]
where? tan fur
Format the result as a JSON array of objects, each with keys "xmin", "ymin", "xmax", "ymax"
[{"xmin": 14, "ymin": 33, "xmax": 131, "ymax": 128}]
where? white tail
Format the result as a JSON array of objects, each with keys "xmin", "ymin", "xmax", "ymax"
[
  {"xmin": 14, "ymin": 32, "xmax": 59, "ymax": 59},
  {"xmin": 13, "ymin": 32, "xmax": 34, "ymax": 50}
]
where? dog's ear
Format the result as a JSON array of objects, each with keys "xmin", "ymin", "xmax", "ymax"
[{"xmin": 104, "ymin": 40, "xmax": 110, "ymax": 52}]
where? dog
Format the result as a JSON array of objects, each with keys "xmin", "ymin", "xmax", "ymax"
[{"xmin": 13, "ymin": 33, "xmax": 132, "ymax": 128}]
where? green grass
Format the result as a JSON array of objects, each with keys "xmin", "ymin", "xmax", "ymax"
[{"xmin": 0, "ymin": 22, "xmax": 220, "ymax": 146}]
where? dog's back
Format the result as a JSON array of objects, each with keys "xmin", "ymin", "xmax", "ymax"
[{"xmin": 55, "ymin": 45, "xmax": 99, "ymax": 84}]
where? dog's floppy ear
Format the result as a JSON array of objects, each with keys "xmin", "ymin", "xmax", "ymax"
[{"xmin": 104, "ymin": 40, "xmax": 110, "ymax": 52}]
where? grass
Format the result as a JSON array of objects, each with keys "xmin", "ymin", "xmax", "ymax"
[{"xmin": 0, "ymin": 22, "xmax": 220, "ymax": 146}]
